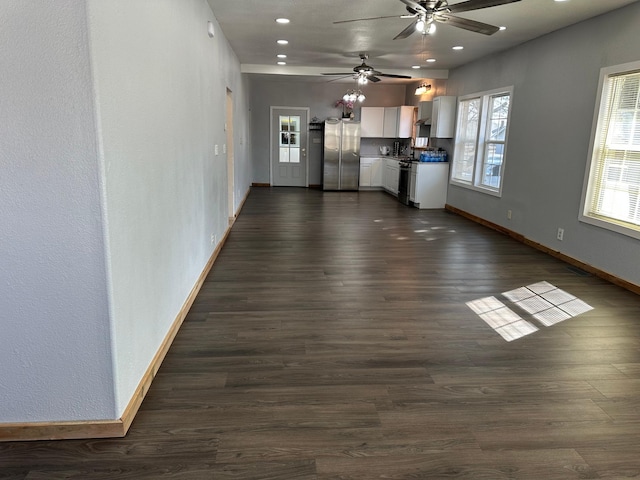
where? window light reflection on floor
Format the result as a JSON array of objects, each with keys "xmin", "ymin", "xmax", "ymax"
[{"xmin": 466, "ymin": 282, "xmax": 594, "ymax": 342}]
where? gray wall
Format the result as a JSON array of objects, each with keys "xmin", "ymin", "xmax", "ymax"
[
  {"xmin": 0, "ymin": 0, "xmax": 251, "ymax": 423},
  {"xmin": 87, "ymin": 0, "xmax": 251, "ymax": 417},
  {"xmin": 249, "ymin": 78, "xmax": 408, "ymax": 184},
  {"xmin": 0, "ymin": 1, "xmax": 114, "ymax": 422},
  {"xmin": 445, "ymin": 2, "xmax": 640, "ymax": 287}
]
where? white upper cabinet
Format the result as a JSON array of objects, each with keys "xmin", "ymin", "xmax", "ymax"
[
  {"xmin": 431, "ymin": 96, "xmax": 457, "ymax": 138},
  {"xmin": 360, "ymin": 107, "xmax": 384, "ymax": 137},
  {"xmin": 361, "ymin": 106, "xmax": 415, "ymax": 139},
  {"xmin": 383, "ymin": 107, "xmax": 399, "ymax": 138},
  {"xmin": 397, "ymin": 106, "xmax": 416, "ymax": 138}
]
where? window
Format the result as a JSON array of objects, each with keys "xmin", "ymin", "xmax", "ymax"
[
  {"xmin": 451, "ymin": 87, "xmax": 513, "ymax": 196},
  {"xmin": 581, "ymin": 61, "xmax": 640, "ymax": 239},
  {"xmin": 278, "ymin": 115, "xmax": 301, "ymax": 163}
]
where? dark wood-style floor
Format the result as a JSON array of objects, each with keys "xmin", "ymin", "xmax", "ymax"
[{"xmin": 3, "ymin": 188, "xmax": 640, "ymax": 479}]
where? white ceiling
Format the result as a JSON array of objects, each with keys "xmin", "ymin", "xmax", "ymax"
[{"xmin": 206, "ymin": 0, "xmax": 638, "ymax": 83}]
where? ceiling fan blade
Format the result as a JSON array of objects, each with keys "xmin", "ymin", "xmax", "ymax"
[
  {"xmin": 393, "ymin": 19, "xmax": 418, "ymax": 40},
  {"xmin": 444, "ymin": 0, "xmax": 521, "ymax": 14},
  {"xmin": 376, "ymin": 73, "xmax": 412, "ymax": 79},
  {"xmin": 368, "ymin": 76, "xmax": 382, "ymax": 83},
  {"xmin": 322, "ymin": 72, "xmax": 354, "ymax": 76},
  {"xmin": 398, "ymin": 0, "xmax": 427, "ymax": 14},
  {"xmin": 435, "ymin": 14, "xmax": 500, "ymax": 35},
  {"xmin": 325, "ymin": 75, "xmax": 355, "ymax": 83},
  {"xmin": 333, "ymin": 14, "xmax": 406, "ymax": 24}
]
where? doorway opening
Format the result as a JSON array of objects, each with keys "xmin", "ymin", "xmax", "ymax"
[{"xmin": 226, "ymin": 89, "xmax": 234, "ymax": 223}]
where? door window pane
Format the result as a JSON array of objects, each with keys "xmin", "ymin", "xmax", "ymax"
[
  {"xmin": 289, "ymin": 148, "xmax": 300, "ymax": 163},
  {"xmin": 279, "ymin": 147, "xmax": 290, "ymax": 163},
  {"xmin": 279, "ymin": 115, "xmax": 301, "ymax": 163}
]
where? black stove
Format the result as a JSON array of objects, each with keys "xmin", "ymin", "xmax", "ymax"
[{"xmin": 398, "ymin": 160, "xmax": 412, "ymax": 205}]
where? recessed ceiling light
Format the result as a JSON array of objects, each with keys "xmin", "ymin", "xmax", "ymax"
[
  {"xmin": 426, "ymin": 58, "xmax": 436, "ymax": 63},
  {"xmin": 277, "ymin": 54, "xmax": 287, "ymax": 59},
  {"xmin": 452, "ymin": 45, "xmax": 464, "ymax": 50},
  {"xmin": 277, "ymin": 39, "xmax": 288, "ymax": 45},
  {"xmin": 499, "ymin": 26, "xmax": 507, "ymax": 31},
  {"xmin": 412, "ymin": 65, "xmax": 421, "ymax": 69},
  {"xmin": 277, "ymin": 61, "xmax": 286, "ymax": 65},
  {"xmin": 275, "ymin": 18, "xmax": 290, "ymax": 24}
]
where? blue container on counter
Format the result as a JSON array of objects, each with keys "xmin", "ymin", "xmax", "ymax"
[{"xmin": 419, "ymin": 150, "xmax": 448, "ymax": 162}]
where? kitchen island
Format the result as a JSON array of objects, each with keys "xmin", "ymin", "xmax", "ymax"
[{"xmin": 410, "ymin": 161, "xmax": 449, "ymax": 209}]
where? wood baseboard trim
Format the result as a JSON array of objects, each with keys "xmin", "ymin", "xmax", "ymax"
[
  {"xmin": 251, "ymin": 182, "xmax": 270, "ymax": 187},
  {"xmin": 0, "ymin": 189, "xmax": 250, "ymax": 443},
  {"xmin": 445, "ymin": 204, "xmax": 640, "ymax": 296}
]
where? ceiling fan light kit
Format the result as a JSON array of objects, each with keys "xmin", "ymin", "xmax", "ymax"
[
  {"xmin": 325, "ymin": 1, "xmax": 521, "ymax": 90},
  {"xmin": 322, "ymin": 54, "xmax": 412, "ymax": 84},
  {"xmin": 336, "ymin": 0, "xmax": 521, "ymax": 40}
]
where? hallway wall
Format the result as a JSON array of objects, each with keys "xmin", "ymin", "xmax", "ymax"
[
  {"xmin": 87, "ymin": 0, "xmax": 250, "ymax": 416},
  {"xmin": 0, "ymin": 0, "xmax": 251, "ymax": 424},
  {"xmin": 0, "ymin": 1, "xmax": 115, "ymax": 422}
]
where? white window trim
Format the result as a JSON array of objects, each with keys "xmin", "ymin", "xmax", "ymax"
[
  {"xmin": 450, "ymin": 86, "xmax": 514, "ymax": 198},
  {"xmin": 579, "ymin": 60, "xmax": 640, "ymax": 241}
]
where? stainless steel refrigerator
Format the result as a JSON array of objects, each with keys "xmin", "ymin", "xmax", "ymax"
[{"xmin": 323, "ymin": 119, "xmax": 361, "ymax": 190}]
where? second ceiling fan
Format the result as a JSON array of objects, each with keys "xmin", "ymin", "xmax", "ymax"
[
  {"xmin": 335, "ymin": 0, "xmax": 521, "ymax": 40},
  {"xmin": 322, "ymin": 54, "xmax": 412, "ymax": 83}
]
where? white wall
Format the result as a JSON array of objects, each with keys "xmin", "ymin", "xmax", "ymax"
[
  {"xmin": 0, "ymin": 1, "xmax": 115, "ymax": 422},
  {"xmin": 87, "ymin": 0, "xmax": 250, "ymax": 415},
  {"xmin": 0, "ymin": 0, "xmax": 251, "ymax": 423},
  {"xmin": 445, "ymin": 3, "xmax": 640, "ymax": 287}
]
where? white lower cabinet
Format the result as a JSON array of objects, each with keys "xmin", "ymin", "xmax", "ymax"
[
  {"xmin": 410, "ymin": 162, "xmax": 450, "ymax": 208},
  {"xmin": 383, "ymin": 158, "xmax": 400, "ymax": 195},
  {"xmin": 359, "ymin": 157, "xmax": 383, "ymax": 188},
  {"xmin": 371, "ymin": 158, "xmax": 383, "ymax": 186},
  {"xmin": 360, "ymin": 159, "xmax": 372, "ymax": 187}
]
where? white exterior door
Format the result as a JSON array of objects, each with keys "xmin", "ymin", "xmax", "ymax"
[{"xmin": 271, "ymin": 107, "xmax": 308, "ymax": 187}]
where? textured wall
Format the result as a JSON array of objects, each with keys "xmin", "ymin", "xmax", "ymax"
[
  {"xmin": 445, "ymin": 2, "xmax": 640, "ymax": 287},
  {"xmin": 86, "ymin": 0, "xmax": 250, "ymax": 415},
  {"xmin": 0, "ymin": 1, "xmax": 115, "ymax": 422},
  {"xmin": 0, "ymin": 0, "xmax": 251, "ymax": 424}
]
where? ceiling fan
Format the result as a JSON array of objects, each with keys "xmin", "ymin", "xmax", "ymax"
[
  {"xmin": 322, "ymin": 54, "xmax": 412, "ymax": 83},
  {"xmin": 334, "ymin": 0, "xmax": 521, "ymax": 39}
]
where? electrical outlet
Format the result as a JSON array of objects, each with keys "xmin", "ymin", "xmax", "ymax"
[
  {"xmin": 210, "ymin": 233, "xmax": 216, "ymax": 245},
  {"xmin": 557, "ymin": 228, "xmax": 564, "ymax": 241},
  {"xmin": 507, "ymin": 209, "xmax": 512, "ymax": 220},
  {"xmin": 214, "ymin": 144, "xmax": 219, "ymax": 155}
]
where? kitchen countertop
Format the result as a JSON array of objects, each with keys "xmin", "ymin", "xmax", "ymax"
[{"xmin": 360, "ymin": 155, "xmax": 412, "ymax": 161}]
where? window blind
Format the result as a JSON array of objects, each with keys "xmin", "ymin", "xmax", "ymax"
[{"xmin": 588, "ymin": 70, "xmax": 640, "ymax": 228}]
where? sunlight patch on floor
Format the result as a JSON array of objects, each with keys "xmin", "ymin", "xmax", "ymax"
[{"xmin": 466, "ymin": 282, "xmax": 594, "ymax": 342}]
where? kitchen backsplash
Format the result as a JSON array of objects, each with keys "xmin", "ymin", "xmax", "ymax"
[{"xmin": 360, "ymin": 138, "xmax": 411, "ymax": 156}]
